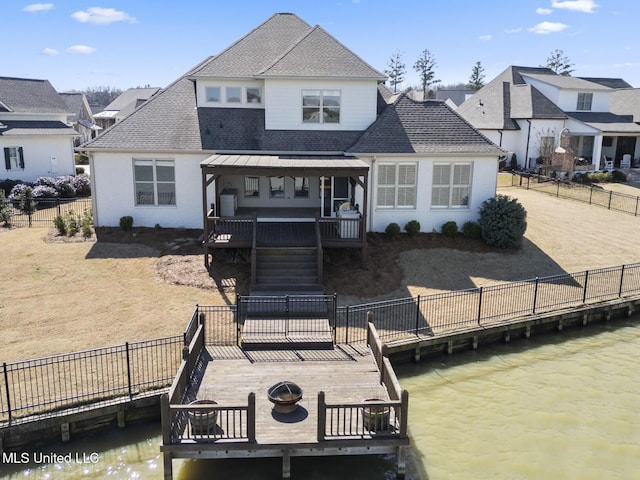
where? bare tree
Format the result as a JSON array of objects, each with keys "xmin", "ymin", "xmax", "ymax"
[
  {"xmin": 83, "ymin": 86, "xmax": 123, "ymax": 108},
  {"xmin": 414, "ymin": 49, "xmax": 440, "ymax": 98},
  {"xmin": 384, "ymin": 50, "xmax": 406, "ymax": 93},
  {"xmin": 467, "ymin": 61, "xmax": 485, "ymax": 90},
  {"xmin": 543, "ymin": 49, "xmax": 574, "ymax": 76}
]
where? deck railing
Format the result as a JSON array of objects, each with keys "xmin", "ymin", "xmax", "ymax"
[
  {"xmin": 317, "ymin": 322, "xmax": 408, "ymax": 441},
  {"xmin": 206, "ymin": 215, "xmax": 255, "ymax": 245},
  {"xmin": 318, "ymin": 217, "xmax": 364, "ymax": 245}
]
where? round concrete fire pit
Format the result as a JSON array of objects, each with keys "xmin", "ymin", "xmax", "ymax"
[{"xmin": 267, "ymin": 381, "xmax": 303, "ymax": 414}]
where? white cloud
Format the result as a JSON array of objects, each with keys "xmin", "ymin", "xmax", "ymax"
[
  {"xmin": 71, "ymin": 7, "xmax": 137, "ymax": 24},
  {"xmin": 43, "ymin": 48, "xmax": 59, "ymax": 56},
  {"xmin": 479, "ymin": 35, "xmax": 492, "ymax": 41},
  {"xmin": 22, "ymin": 3, "xmax": 53, "ymax": 12},
  {"xmin": 551, "ymin": 0, "xmax": 599, "ymax": 13},
  {"xmin": 67, "ymin": 45, "xmax": 96, "ymax": 54},
  {"xmin": 529, "ymin": 21, "xmax": 569, "ymax": 34},
  {"xmin": 504, "ymin": 27, "xmax": 522, "ymax": 33},
  {"xmin": 537, "ymin": 8, "xmax": 553, "ymax": 14}
]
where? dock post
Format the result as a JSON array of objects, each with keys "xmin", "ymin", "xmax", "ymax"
[
  {"xmin": 397, "ymin": 445, "xmax": 406, "ymax": 479},
  {"xmin": 282, "ymin": 450, "xmax": 291, "ymax": 479},
  {"xmin": 161, "ymin": 394, "xmax": 174, "ymax": 480}
]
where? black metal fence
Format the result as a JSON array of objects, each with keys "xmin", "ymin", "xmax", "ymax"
[
  {"xmin": 8, "ymin": 197, "xmax": 92, "ymax": 227},
  {"xmin": 511, "ymin": 173, "xmax": 640, "ymax": 216},
  {"xmin": 0, "ymin": 335, "xmax": 183, "ymax": 423},
  {"xmin": 195, "ymin": 263, "xmax": 640, "ymax": 347}
]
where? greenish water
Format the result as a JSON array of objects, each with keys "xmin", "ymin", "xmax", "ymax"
[{"xmin": 1, "ymin": 317, "xmax": 638, "ymax": 479}]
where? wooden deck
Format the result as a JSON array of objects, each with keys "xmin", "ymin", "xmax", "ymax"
[{"xmin": 161, "ymin": 321, "xmax": 409, "ymax": 479}]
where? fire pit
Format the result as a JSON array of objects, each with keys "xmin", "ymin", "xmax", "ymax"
[{"xmin": 267, "ymin": 381, "xmax": 303, "ymax": 414}]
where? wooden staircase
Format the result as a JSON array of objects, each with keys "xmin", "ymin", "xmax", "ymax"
[{"xmin": 251, "ymin": 247, "xmax": 323, "ymax": 295}]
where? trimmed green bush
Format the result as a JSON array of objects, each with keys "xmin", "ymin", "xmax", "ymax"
[
  {"xmin": 385, "ymin": 222, "xmax": 401, "ymax": 239},
  {"xmin": 53, "ymin": 214, "xmax": 67, "ymax": 235},
  {"xmin": 404, "ymin": 220, "xmax": 421, "ymax": 237},
  {"xmin": 462, "ymin": 221, "xmax": 481, "ymax": 239},
  {"xmin": 441, "ymin": 221, "xmax": 458, "ymax": 238},
  {"xmin": 478, "ymin": 195, "xmax": 527, "ymax": 248},
  {"xmin": 510, "ymin": 153, "xmax": 518, "ymax": 170},
  {"xmin": 119, "ymin": 215, "xmax": 134, "ymax": 231},
  {"xmin": 0, "ymin": 191, "xmax": 11, "ymax": 226},
  {"xmin": 611, "ymin": 170, "xmax": 627, "ymax": 182}
]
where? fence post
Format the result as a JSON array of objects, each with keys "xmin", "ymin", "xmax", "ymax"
[
  {"xmin": 235, "ymin": 294, "xmax": 241, "ymax": 347},
  {"xmin": 532, "ymin": 277, "xmax": 539, "ymax": 314},
  {"xmin": 608, "ymin": 190, "xmax": 613, "ymax": 210},
  {"xmin": 415, "ymin": 295, "xmax": 421, "ymax": 336},
  {"xmin": 635, "ymin": 197, "xmax": 639, "ymax": 217},
  {"xmin": 477, "ymin": 287, "xmax": 483, "ymax": 325},
  {"xmin": 345, "ymin": 305, "xmax": 350, "ymax": 345},
  {"xmin": 589, "ymin": 186, "xmax": 593, "ymax": 205},
  {"xmin": 3, "ymin": 362, "xmax": 12, "ymax": 423},
  {"xmin": 527, "ymin": 175, "xmax": 530, "ymax": 190},
  {"xmin": 618, "ymin": 265, "xmax": 625, "ymax": 297},
  {"xmin": 57, "ymin": 198, "xmax": 61, "ymax": 216},
  {"xmin": 556, "ymin": 181, "xmax": 560, "ymax": 197},
  {"xmin": 125, "ymin": 342, "xmax": 133, "ymax": 399},
  {"xmin": 582, "ymin": 270, "xmax": 589, "ymax": 303}
]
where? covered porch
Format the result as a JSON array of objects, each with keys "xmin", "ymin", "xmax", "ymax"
[{"xmin": 200, "ymin": 154, "xmax": 370, "ymax": 291}]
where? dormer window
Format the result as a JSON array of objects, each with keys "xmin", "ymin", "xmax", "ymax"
[
  {"xmin": 577, "ymin": 92, "xmax": 593, "ymax": 111},
  {"xmin": 205, "ymin": 87, "xmax": 221, "ymax": 103},
  {"xmin": 302, "ymin": 90, "xmax": 340, "ymax": 123}
]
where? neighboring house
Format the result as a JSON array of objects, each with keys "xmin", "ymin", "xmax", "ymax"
[
  {"xmin": 457, "ymin": 66, "xmax": 640, "ymax": 171},
  {"xmin": 93, "ymin": 87, "xmax": 161, "ymax": 131},
  {"xmin": 80, "ymin": 13, "xmax": 502, "ymax": 288},
  {"xmin": 0, "ymin": 76, "xmax": 78, "ymax": 182},
  {"xmin": 435, "ymin": 88, "xmax": 476, "ymax": 109},
  {"xmin": 59, "ymin": 92, "xmax": 101, "ymax": 146}
]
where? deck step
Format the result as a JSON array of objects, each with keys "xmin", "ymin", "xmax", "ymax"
[
  {"xmin": 253, "ymin": 246, "xmax": 322, "ymax": 294},
  {"xmin": 241, "ymin": 318, "xmax": 333, "ymax": 350}
]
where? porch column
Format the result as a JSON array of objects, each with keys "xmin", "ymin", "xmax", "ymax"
[
  {"xmin": 361, "ymin": 171, "xmax": 368, "ymax": 269},
  {"xmin": 593, "ymin": 134, "xmax": 603, "ymax": 171}
]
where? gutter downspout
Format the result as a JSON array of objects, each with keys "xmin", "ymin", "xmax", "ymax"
[
  {"xmin": 369, "ymin": 156, "xmax": 375, "ymax": 233},
  {"xmin": 87, "ymin": 152, "xmax": 99, "ymax": 227},
  {"xmin": 525, "ymin": 120, "xmax": 532, "ymax": 170}
]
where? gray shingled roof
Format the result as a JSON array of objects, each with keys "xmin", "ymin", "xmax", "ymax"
[
  {"xmin": 579, "ymin": 77, "xmax": 633, "ymax": 89},
  {"xmin": 520, "ymin": 72, "xmax": 612, "ymax": 90},
  {"xmin": 101, "ymin": 87, "xmax": 161, "ymax": 112},
  {"xmin": 0, "ymin": 120, "xmax": 78, "ymax": 136},
  {"xmin": 348, "ymin": 95, "xmax": 504, "ymax": 155},
  {"xmin": 566, "ymin": 111, "xmax": 640, "ymax": 133},
  {"xmin": 258, "ymin": 26, "xmax": 385, "ymax": 79},
  {"xmin": 190, "ymin": 13, "xmax": 313, "ymax": 78},
  {"xmin": 0, "ymin": 77, "xmax": 69, "ymax": 114}
]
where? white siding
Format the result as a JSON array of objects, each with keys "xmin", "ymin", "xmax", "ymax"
[
  {"xmin": 361, "ymin": 155, "xmax": 499, "ymax": 233},
  {"xmin": 91, "ymin": 152, "xmax": 209, "ymax": 228},
  {"xmin": 556, "ymin": 90, "xmax": 610, "ymax": 112},
  {"xmin": 0, "ymin": 135, "xmax": 75, "ymax": 182},
  {"xmin": 264, "ymin": 79, "xmax": 378, "ymax": 131}
]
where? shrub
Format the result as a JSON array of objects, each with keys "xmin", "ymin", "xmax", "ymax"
[
  {"xmin": 119, "ymin": 215, "xmax": 134, "ymax": 231},
  {"xmin": 462, "ymin": 221, "xmax": 482, "ymax": 239},
  {"xmin": 32, "ymin": 185, "xmax": 58, "ymax": 199},
  {"xmin": 0, "ymin": 179, "xmax": 22, "ymax": 197},
  {"xmin": 404, "ymin": 220, "xmax": 421, "ymax": 237},
  {"xmin": 81, "ymin": 209, "xmax": 93, "ymax": 238},
  {"xmin": 76, "ymin": 167, "xmax": 85, "ymax": 175},
  {"xmin": 478, "ymin": 195, "xmax": 527, "ymax": 248},
  {"xmin": 611, "ymin": 170, "xmax": 627, "ymax": 182},
  {"xmin": 0, "ymin": 191, "xmax": 11, "ymax": 226},
  {"xmin": 441, "ymin": 221, "xmax": 458, "ymax": 238},
  {"xmin": 73, "ymin": 174, "xmax": 91, "ymax": 196},
  {"xmin": 53, "ymin": 214, "xmax": 67, "ymax": 235},
  {"xmin": 510, "ymin": 153, "xmax": 518, "ymax": 170},
  {"xmin": 385, "ymin": 222, "xmax": 401, "ymax": 239},
  {"xmin": 8, "ymin": 183, "xmax": 30, "ymax": 202},
  {"xmin": 13, "ymin": 186, "xmax": 37, "ymax": 215},
  {"xmin": 54, "ymin": 176, "xmax": 77, "ymax": 198},
  {"xmin": 34, "ymin": 176, "xmax": 57, "ymax": 188}
]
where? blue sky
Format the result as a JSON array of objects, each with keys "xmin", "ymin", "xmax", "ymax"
[{"xmin": 5, "ymin": 0, "xmax": 640, "ymax": 93}]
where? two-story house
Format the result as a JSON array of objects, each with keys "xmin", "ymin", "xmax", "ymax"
[
  {"xmin": 80, "ymin": 13, "xmax": 503, "ymax": 290},
  {"xmin": 1, "ymin": 77, "xmax": 78, "ymax": 182},
  {"xmin": 457, "ymin": 66, "xmax": 640, "ymax": 171}
]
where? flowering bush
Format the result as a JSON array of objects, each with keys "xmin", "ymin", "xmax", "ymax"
[
  {"xmin": 73, "ymin": 174, "xmax": 91, "ymax": 196},
  {"xmin": 35, "ymin": 177, "xmax": 57, "ymax": 188},
  {"xmin": 8, "ymin": 183, "xmax": 31, "ymax": 202},
  {"xmin": 32, "ymin": 185, "xmax": 59, "ymax": 199},
  {"xmin": 54, "ymin": 176, "xmax": 77, "ymax": 198}
]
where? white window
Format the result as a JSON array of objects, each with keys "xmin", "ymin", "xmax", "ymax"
[
  {"xmin": 577, "ymin": 92, "xmax": 593, "ymax": 111},
  {"xmin": 226, "ymin": 87, "xmax": 241, "ymax": 103},
  {"xmin": 269, "ymin": 177, "xmax": 285, "ymax": 198},
  {"xmin": 302, "ymin": 90, "xmax": 340, "ymax": 124},
  {"xmin": 246, "ymin": 88, "xmax": 262, "ymax": 104},
  {"xmin": 205, "ymin": 87, "xmax": 221, "ymax": 103},
  {"xmin": 432, "ymin": 163, "xmax": 472, "ymax": 208},
  {"xmin": 3, "ymin": 147, "xmax": 24, "ymax": 170},
  {"xmin": 244, "ymin": 176, "xmax": 259, "ymax": 197},
  {"xmin": 294, "ymin": 177, "xmax": 309, "ymax": 198},
  {"xmin": 133, "ymin": 159, "xmax": 176, "ymax": 206},
  {"xmin": 376, "ymin": 163, "xmax": 417, "ymax": 208}
]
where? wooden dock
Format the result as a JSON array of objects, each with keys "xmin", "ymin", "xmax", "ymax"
[{"xmin": 161, "ymin": 319, "xmax": 409, "ymax": 479}]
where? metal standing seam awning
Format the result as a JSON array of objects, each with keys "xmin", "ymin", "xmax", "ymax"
[{"xmin": 200, "ymin": 153, "xmax": 370, "ymax": 235}]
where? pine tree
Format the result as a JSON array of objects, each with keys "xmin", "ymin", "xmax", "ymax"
[
  {"xmin": 384, "ymin": 50, "xmax": 406, "ymax": 93},
  {"xmin": 467, "ymin": 61, "xmax": 485, "ymax": 90},
  {"xmin": 414, "ymin": 49, "xmax": 440, "ymax": 99},
  {"xmin": 543, "ymin": 49, "xmax": 574, "ymax": 76}
]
